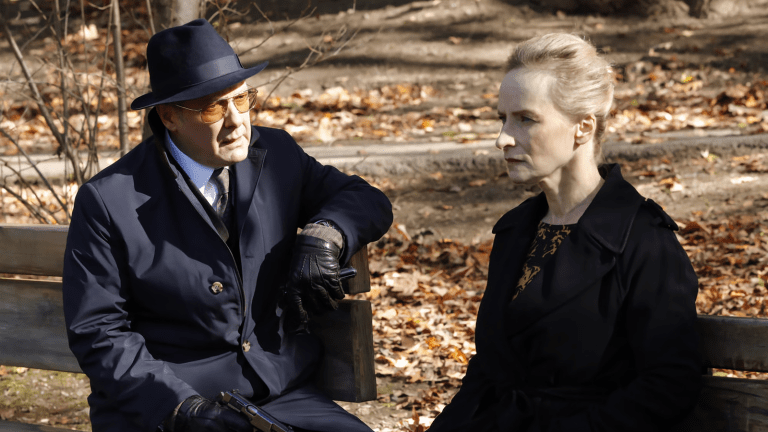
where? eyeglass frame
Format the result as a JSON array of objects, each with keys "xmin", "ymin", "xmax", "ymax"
[{"xmin": 172, "ymin": 87, "xmax": 259, "ymax": 124}]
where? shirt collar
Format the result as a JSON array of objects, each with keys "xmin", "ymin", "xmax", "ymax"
[{"xmin": 165, "ymin": 129, "xmax": 214, "ymax": 189}]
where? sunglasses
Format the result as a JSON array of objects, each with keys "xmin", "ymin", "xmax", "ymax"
[{"xmin": 173, "ymin": 88, "xmax": 258, "ymax": 124}]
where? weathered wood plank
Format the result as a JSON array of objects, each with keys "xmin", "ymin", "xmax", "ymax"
[
  {"xmin": 343, "ymin": 245, "xmax": 371, "ymax": 295},
  {"xmin": 0, "ymin": 421, "xmax": 73, "ymax": 431},
  {"xmin": 672, "ymin": 375, "xmax": 768, "ymax": 432},
  {"xmin": 311, "ymin": 299, "xmax": 376, "ymax": 402},
  {"xmin": 0, "ymin": 278, "xmax": 81, "ymax": 373},
  {"xmin": 0, "ymin": 224, "xmax": 68, "ymax": 277},
  {"xmin": 697, "ymin": 315, "xmax": 768, "ymax": 373}
]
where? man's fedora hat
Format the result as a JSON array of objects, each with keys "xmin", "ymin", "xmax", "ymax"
[{"xmin": 131, "ymin": 19, "xmax": 267, "ymax": 110}]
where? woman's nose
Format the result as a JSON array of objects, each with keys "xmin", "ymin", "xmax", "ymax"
[{"xmin": 496, "ymin": 130, "xmax": 515, "ymax": 150}]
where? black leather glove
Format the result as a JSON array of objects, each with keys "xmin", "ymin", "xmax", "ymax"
[
  {"xmin": 282, "ymin": 234, "xmax": 345, "ymax": 334},
  {"xmin": 168, "ymin": 395, "xmax": 253, "ymax": 432}
]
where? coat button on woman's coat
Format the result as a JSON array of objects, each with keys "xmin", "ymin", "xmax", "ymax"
[
  {"xmin": 210, "ymin": 282, "xmax": 223, "ymax": 294},
  {"xmin": 242, "ymin": 341, "xmax": 251, "ymax": 352}
]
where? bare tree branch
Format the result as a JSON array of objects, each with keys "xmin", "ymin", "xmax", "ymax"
[
  {"xmin": 0, "ymin": 19, "xmax": 84, "ymax": 186},
  {"xmin": 112, "ymin": 0, "xmax": 129, "ymax": 157},
  {"xmin": 0, "ymin": 127, "xmax": 68, "ymax": 218}
]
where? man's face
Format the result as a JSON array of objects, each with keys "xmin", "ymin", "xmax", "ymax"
[{"xmin": 159, "ymin": 81, "xmax": 251, "ymax": 168}]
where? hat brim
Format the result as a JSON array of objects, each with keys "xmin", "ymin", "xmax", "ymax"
[{"xmin": 130, "ymin": 61, "xmax": 268, "ymax": 110}]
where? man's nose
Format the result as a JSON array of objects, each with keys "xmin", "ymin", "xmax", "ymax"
[
  {"xmin": 496, "ymin": 130, "xmax": 515, "ymax": 150},
  {"xmin": 222, "ymin": 99, "xmax": 243, "ymax": 126}
]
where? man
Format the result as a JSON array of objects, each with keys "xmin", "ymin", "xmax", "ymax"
[{"xmin": 62, "ymin": 19, "xmax": 392, "ymax": 432}]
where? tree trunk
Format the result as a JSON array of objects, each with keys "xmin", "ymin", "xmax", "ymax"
[{"xmin": 151, "ymin": 0, "xmax": 203, "ymax": 31}]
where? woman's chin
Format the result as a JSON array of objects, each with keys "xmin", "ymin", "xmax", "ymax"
[{"xmin": 506, "ymin": 169, "xmax": 538, "ymax": 186}]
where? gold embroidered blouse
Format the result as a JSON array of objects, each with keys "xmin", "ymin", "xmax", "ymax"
[{"xmin": 511, "ymin": 221, "xmax": 574, "ymax": 302}]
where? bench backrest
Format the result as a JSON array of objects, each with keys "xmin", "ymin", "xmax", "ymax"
[
  {"xmin": 0, "ymin": 224, "xmax": 375, "ymax": 403},
  {"xmin": 674, "ymin": 315, "xmax": 768, "ymax": 431}
]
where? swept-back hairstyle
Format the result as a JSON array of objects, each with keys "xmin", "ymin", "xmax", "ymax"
[{"xmin": 506, "ymin": 33, "xmax": 614, "ymax": 159}]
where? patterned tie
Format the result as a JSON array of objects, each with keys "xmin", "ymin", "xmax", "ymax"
[{"xmin": 210, "ymin": 167, "xmax": 232, "ymax": 228}]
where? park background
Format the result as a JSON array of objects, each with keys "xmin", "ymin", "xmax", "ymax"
[{"xmin": 2, "ymin": 0, "xmax": 768, "ymax": 429}]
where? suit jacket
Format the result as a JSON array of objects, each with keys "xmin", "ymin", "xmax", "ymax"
[
  {"xmin": 429, "ymin": 164, "xmax": 702, "ymax": 432},
  {"xmin": 62, "ymin": 110, "xmax": 392, "ymax": 432}
]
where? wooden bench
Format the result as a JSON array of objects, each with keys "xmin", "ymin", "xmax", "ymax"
[
  {"xmin": 673, "ymin": 315, "xmax": 768, "ymax": 431},
  {"xmin": 0, "ymin": 223, "xmax": 375, "ymax": 432}
]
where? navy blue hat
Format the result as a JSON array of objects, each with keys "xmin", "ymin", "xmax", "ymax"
[{"xmin": 131, "ymin": 19, "xmax": 267, "ymax": 110}]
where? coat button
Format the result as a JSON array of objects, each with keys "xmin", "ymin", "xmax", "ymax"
[
  {"xmin": 210, "ymin": 282, "xmax": 224, "ymax": 294},
  {"xmin": 242, "ymin": 341, "xmax": 251, "ymax": 352}
]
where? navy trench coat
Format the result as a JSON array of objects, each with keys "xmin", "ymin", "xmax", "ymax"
[
  {"xmin": 62, "ymin": 110, "xmax": 393, "ymax": 432},
  {"xmin": 428, "ymin": 164, "xmax": 702, "ymax": 432}
]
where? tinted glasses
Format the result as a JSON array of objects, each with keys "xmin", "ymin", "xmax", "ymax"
[{"xmin": 173, "ymin": 88, "xmax": 258, "ymax": 124}]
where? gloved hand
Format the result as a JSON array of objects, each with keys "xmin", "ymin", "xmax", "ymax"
[
  {"xmin": 282, "ymin": 231, "xmax": 345, "ymax": 334},
  {"xmin": 167, "ymin": 395, "xmax": 253, "ymax": 432}
]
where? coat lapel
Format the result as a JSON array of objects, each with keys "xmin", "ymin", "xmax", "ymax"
[
  {"xmin": 488, "ymin": 164, "xmax": 645, "ymax": 340},
  {"xmin": 231, "ymin": 130, "xmax": 267, "ymax": 293},
  {"xmin": 233, "ymin": 130, "xmax": 266, "ymax": 235},
  {"xmin": 475, "ymin": 194, "xmax": 544, "ymax": 357}
]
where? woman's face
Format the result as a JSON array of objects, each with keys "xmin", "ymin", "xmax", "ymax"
[{"xmin": 495, "ymin": 67, "xmax": 579, "ymax": 186}]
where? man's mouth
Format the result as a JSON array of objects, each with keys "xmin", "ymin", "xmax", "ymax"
[{"xmin": 222, "ymin": 135, "xmax": 242, "ymax": 145}]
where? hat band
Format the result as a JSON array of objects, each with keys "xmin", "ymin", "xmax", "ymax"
[{"xmin": 152, "ymin": 55, "xmax": 243, "ymax": 99}]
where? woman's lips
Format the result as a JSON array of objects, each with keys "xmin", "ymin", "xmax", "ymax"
[{"xmin": 505, "ymin": 157, "xmax": 522, "ymax": 163}]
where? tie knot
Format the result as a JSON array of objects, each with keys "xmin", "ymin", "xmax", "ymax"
[{"xmin": 212, "ymin": 167, "xmax": 229, "ymax": 189}]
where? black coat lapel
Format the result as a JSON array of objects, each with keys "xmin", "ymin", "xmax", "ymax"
[
  {"xmin": 475, "ymin": 194, "xmax": 544, "ymax": 357},
  {"xmin": 232, "ymin": 130, "xmax": 266, "ymax": 235}
]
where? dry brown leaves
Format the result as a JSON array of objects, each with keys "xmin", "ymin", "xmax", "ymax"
[
  {"xmin": 348, "ymin": 233, "xmax": 492, "ymax": 429},
  {"xmin": 611, "ymin": 56, "xmax": 768, "ymax": 143}
]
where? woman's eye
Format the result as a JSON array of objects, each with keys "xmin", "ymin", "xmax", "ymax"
[{"xmin": 521, "ymin": 116, "xmax": 533, "ymax": 123}]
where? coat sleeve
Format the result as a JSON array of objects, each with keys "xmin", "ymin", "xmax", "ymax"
[
  {"xmin": 548, "ymin": 206, "xmax": 702, "ymax": 432},
  {"xmin": 283, "ymin": 129, "xmax": 393, "ymax": 264},
  {"xmin": 62, "ymin": 183, "xmax": 198, "ymax": 431}
]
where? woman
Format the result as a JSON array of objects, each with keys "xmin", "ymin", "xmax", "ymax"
[{"xmin": 428, "ymin": 34, "xmax": 702, "ymax": 432}]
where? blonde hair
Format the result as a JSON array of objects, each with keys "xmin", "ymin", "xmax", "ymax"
[{"xmin": 505, "ymin": 33, "xmax": 614, "ymax": 158}]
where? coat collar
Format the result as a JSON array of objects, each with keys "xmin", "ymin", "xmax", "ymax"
[{"xmin": 492, "ymin": 163, "xmax": 644, "ymax": 254}]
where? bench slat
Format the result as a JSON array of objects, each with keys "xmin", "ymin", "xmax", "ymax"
[
  {"xmin": 344, "ymin": 245, "xmax": 371, "ymax": 295},
  {"xmin": 672, "ymin": 375, "xmax": 768, "ymax": 431},
  {"xmin": 0, "ymin": 277, "xmax": 375, "ymax": 402},
  {"xmin": 0, "ymin": 224, "xmax": 68, "ymax": 277},
  {"xmin": 0, "ymin": 421, "xmax": 74, "ymax": 431},
  {"xmin": 697, "ymin": 315, "xmax": 768, "ymax": 373},
  {"xmin": 311, "ymin": 299, "xmax": 377, "ymax": 402},
  {"xmin": 0, "ymin": 278, "xmax": 81, "ymax": 373}
]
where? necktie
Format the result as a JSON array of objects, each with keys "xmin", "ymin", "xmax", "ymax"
[{"xmin": 210, "ymin": 167, "xmax": 232, "ymax": 228}]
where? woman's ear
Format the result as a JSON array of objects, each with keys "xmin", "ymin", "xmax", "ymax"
[
  {"xmin": 156, "ymin": 104, "xmax": 179, "ymax": 132},
  {"xmin": 574, "ymin": 114, "xmax": 596, "ymax": 146}
]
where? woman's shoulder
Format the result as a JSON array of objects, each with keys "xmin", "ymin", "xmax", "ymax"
[{"xmin": 622, "ymin": 197, "xmax": 687, "ymax": 262}]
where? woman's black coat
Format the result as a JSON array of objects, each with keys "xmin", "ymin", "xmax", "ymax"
[{"xmin": 429, "ymin": 164, "xmax": 702, "ymax": 432}]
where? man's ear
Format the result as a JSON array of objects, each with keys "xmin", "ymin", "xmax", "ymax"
[
  {"xmin": 574, "ymin": 114, "xmax": 596, "ymax": 146},
  {"xmin": 155, "ymin": 104, "xmax": 179, "ymax": 132}
]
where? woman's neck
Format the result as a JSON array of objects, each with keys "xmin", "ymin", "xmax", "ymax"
[{"xmin": 539, "ymin": 160, "xmax": 604, "ymax": 225}]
